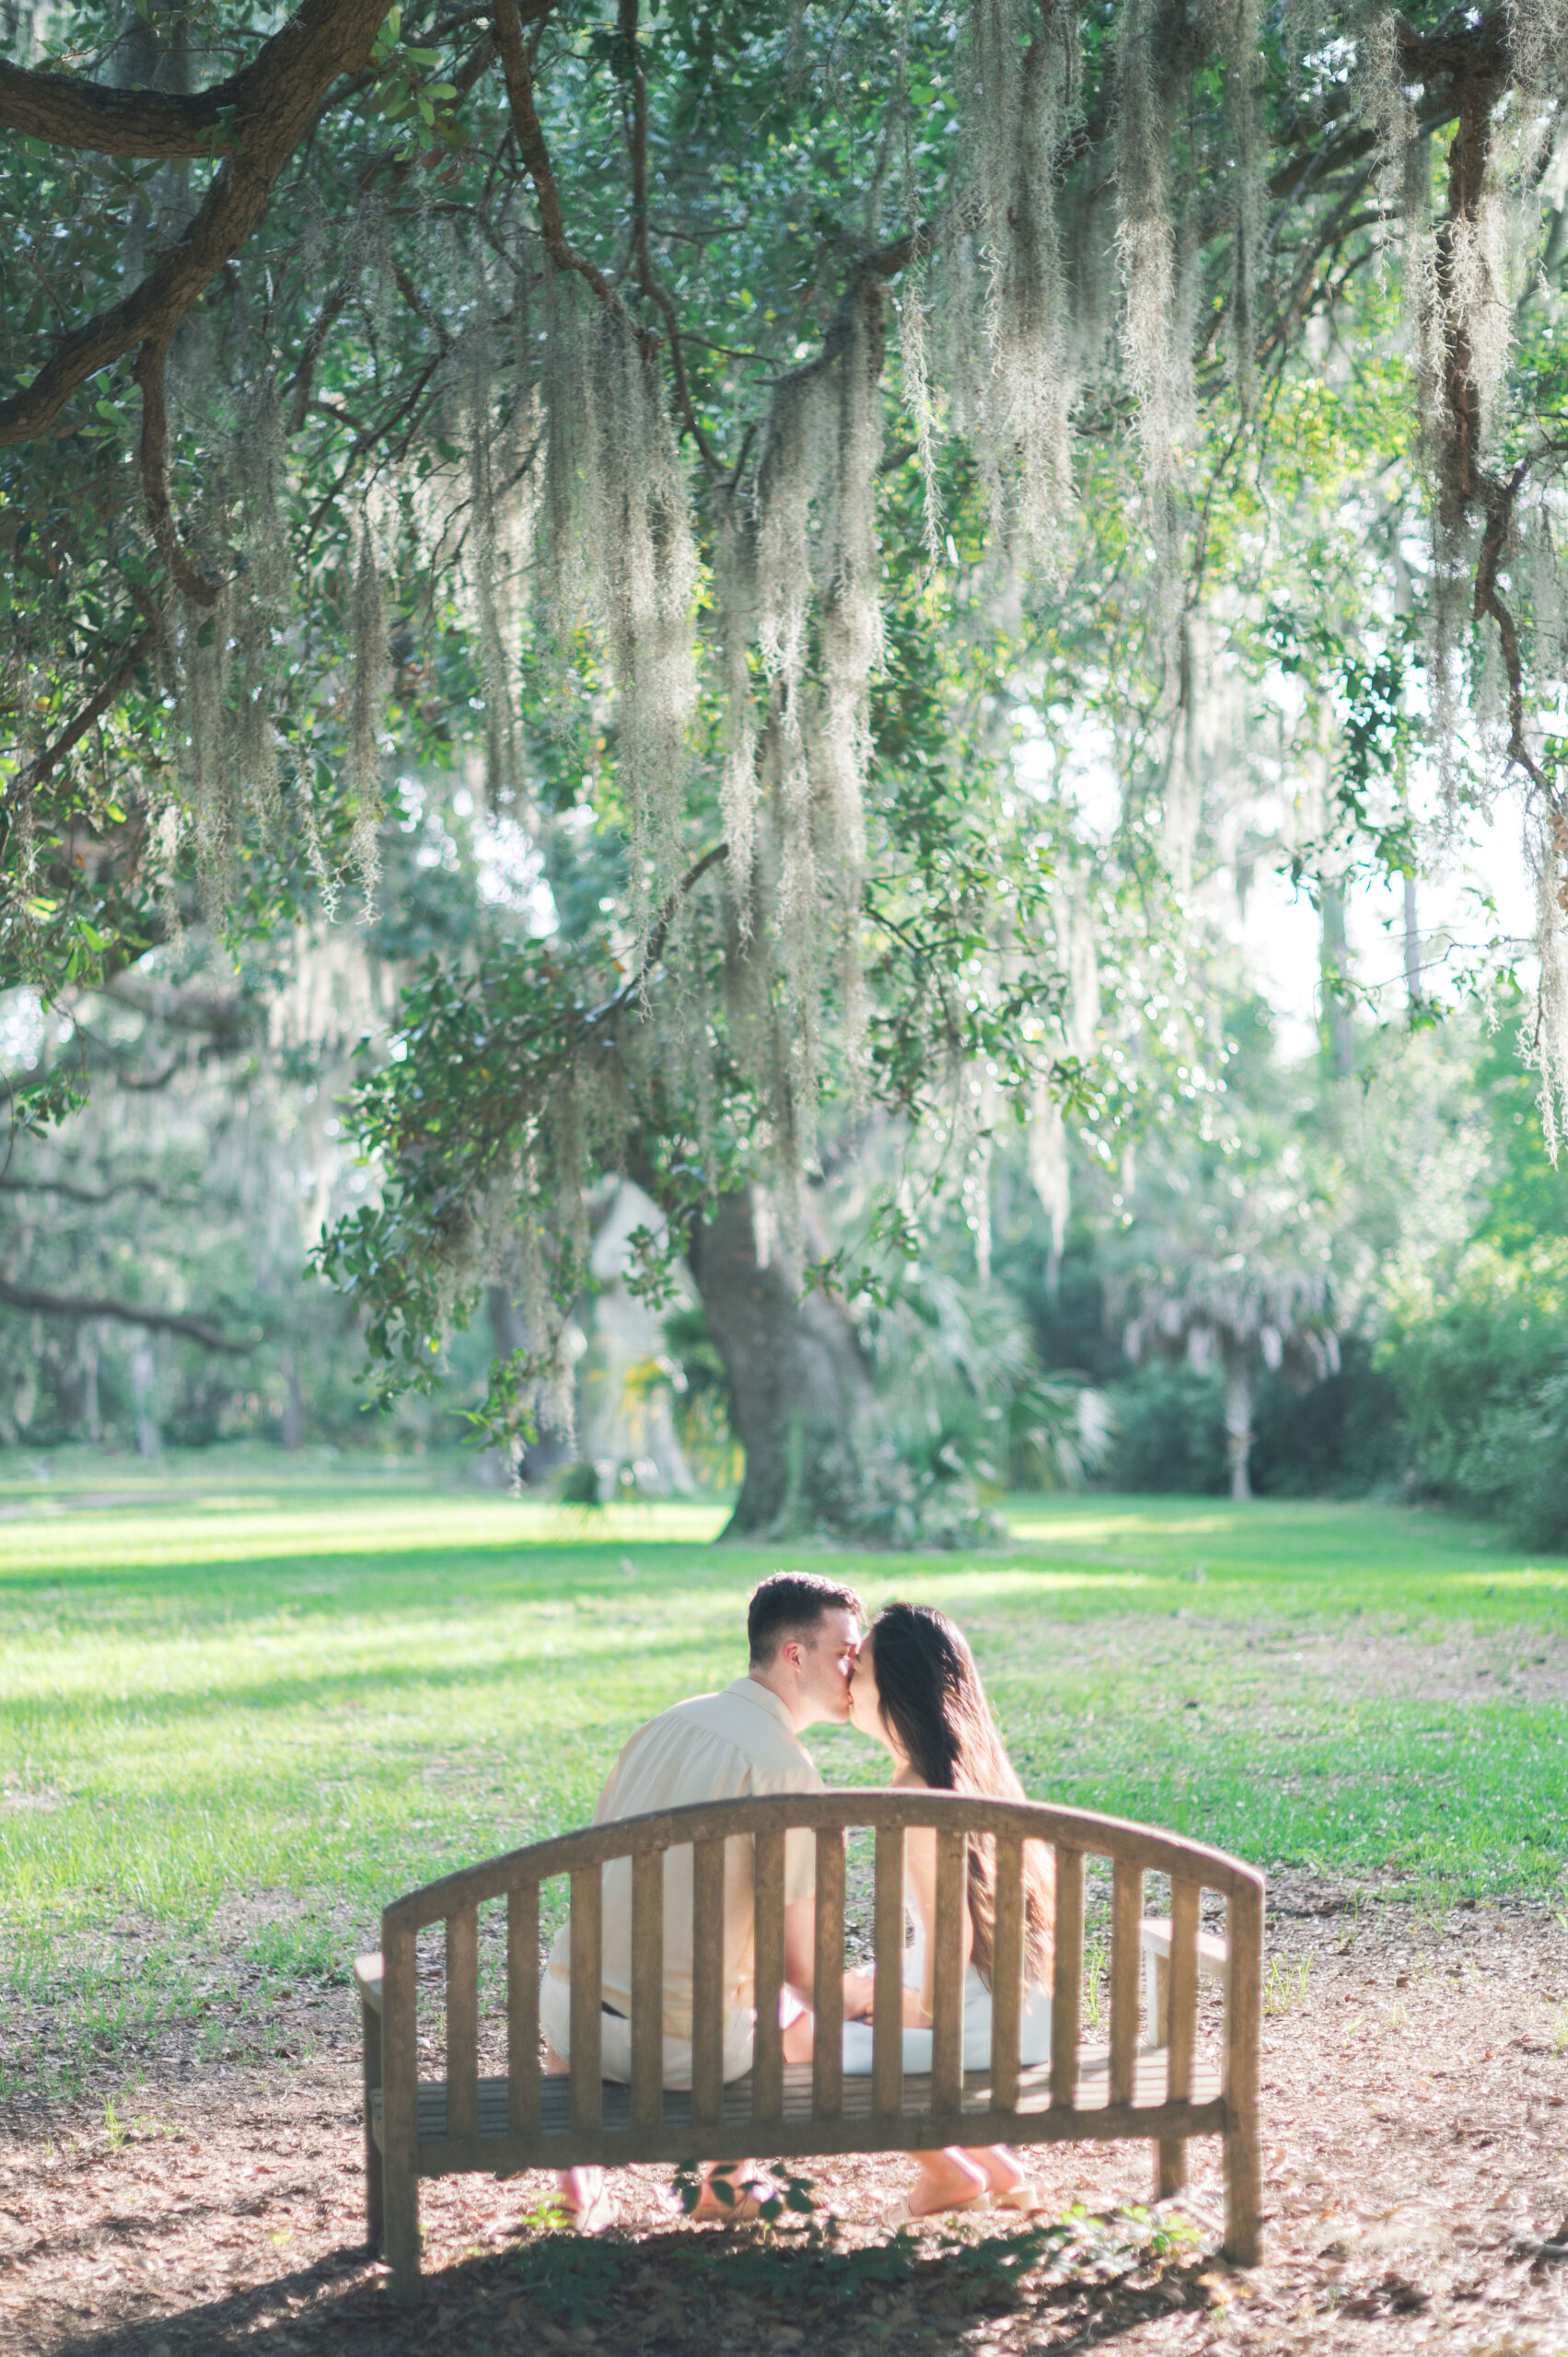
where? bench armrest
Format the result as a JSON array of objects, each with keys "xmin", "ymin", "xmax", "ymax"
[
  {"xmin": 355, "ymin": 1953, "xmax": 385, "ymax": 2014},
  {"xmin": 1138, "ymin": 1916, "xmax": 1227, "ymax": 1978}
]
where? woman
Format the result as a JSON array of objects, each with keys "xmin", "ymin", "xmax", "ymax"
[{"xmin": 841, "ymin": 1602, "xmax": 1055, "ymax": 2221}]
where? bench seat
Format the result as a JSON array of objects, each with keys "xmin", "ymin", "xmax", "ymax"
[
  {"xmin": 370, "ymin": 2047, "xmax": 1225, "ymax": 2171},
  {"xmin": 358, "ymin": 1793, "xmax": 1263, "ymax": 2288}
]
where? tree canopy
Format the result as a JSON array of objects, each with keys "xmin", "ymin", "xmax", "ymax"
[{"xmin": 4, "ymin": 0, "xmax": 1568, "ymax": 1523}]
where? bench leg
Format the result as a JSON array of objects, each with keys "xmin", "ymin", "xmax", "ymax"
[
  {"xmin": 1221, "ymin": 1880, "xmax": 1263, "ymax": 2265},
  {"xmin": 1223, "ymin": 2110, "xmax": 1262, "ymax": 2266},
  {"xmin": 360, "ymin": 1996, "xmax": 384, "ymax": 2253},
  {"xmin": 1154, "ymin": 2135, "xmax": 1186, "ymax": 2199},
  {"xmin": 383, "ymin": 2147, "xmax": 421, "ymax": 2297}
]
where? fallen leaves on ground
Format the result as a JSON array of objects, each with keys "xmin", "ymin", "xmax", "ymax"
[{"xmin": 5, "ymin": 1878, "xmax": 1568, "ymax": 2355}]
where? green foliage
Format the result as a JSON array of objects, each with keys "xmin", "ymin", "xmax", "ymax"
[
  {"xmin": 513, "ymin": 2233, "xmax": 626, "ymax": 2325},
  {"xmin": 658, "ymin": 1302, "xmax": 744, "ymax": 1492},
  {"xmin": 241, "ymin": 1914, "xmax": 343, "ymax": 1989},
  {"xmin": 849, "ymin": 1259, "xmax": 1110, "ymax": 1545},
  {"xmin": 1103, "ymin": 1364, "xmax": 1228, "ymax": 1496},
  {"xmin": 1383, "ymin": 1244, "xmax": 1568, "ymax": 1545}
]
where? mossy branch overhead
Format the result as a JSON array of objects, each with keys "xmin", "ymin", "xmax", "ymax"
[{"xmin": 6, "ymin": 0, "xmax": 1568, "ymax": 1469}]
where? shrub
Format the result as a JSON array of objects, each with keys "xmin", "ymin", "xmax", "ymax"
[
  {"xmin": 1248, "ymin": 1335, "xmax": 1401, "ymax": 1496},
  {"xmin": 1100, "ymin": 1364, "xmax": 1227, "ymax": 1493},
  {"xmin": 1382, "ymin": 1243, "xmax": 1568, "ymax": 1545}
]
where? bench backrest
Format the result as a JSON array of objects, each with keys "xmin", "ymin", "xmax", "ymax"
[{"xmin": 379, "ymin": 1792, "xmax": 1262, "ymax": 2154}]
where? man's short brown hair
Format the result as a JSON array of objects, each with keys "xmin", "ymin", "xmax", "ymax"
[{"xmin": 748, "ymin": 1571, "xmax": 865, "ymax": 1666}]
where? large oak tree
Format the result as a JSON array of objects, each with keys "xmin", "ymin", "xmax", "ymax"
[{"xmin": 4, "ymin": 0, "xmax": 1567, "ymax": 1529}]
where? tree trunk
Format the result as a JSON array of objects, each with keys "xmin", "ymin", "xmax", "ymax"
[
  {"xmin": 132, "ymin": 1330, "xmax": 161, "ymax": 1458},
  {"xmin": 1223, "ymin": 1345, "xmax": 1253, "ymax": 1503},
  {"xmin": 687, "ymin": 1188, "xmax": 876, "ymax": 1539},
  {"xmin": 485, "ymin": 1283, "xmax": 569, "ymax": 1485},
  {"xmin": 278, "ymin": 1346, "xmax": 305, "ymax": 1453},
  {"xmin": 1403, "ymin": 869, "xmax": 1423, "ymax": 1016},
  {"xmin": 1319, "ymin": 881, "xmax": 1354, "ymax": 1079}
]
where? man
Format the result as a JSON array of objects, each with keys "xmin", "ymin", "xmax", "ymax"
[{"xmin": 539, "ymin": 1570, "xmax": 864, "ymax": 2231}]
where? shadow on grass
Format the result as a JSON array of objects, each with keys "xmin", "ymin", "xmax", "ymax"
[{"xmin": 49, "ymin": 2210, "xmax": 1222, "ymax": 2357}]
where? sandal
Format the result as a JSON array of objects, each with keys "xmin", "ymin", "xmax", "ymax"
[
  {"xmin": 989, "ymin": 2178, "xmax": 1047, "ymax": 2215},
  {"xmin": 886, "ymin": 2189, "xmax": 993, "ymax": 2227}
]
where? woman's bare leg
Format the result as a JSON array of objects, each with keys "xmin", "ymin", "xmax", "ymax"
[
  {"xmin": 905, "ymin": 2147, "xmax": 989, "ymax": 2218},
  {"xmin": 781, "ymin": 2007, "xmax": 815, "ymax": 2064},
  {"xmin": 962, "ymin": 2144, "xmax": 1037, "ymax": 2205},
  {"xmin": 542, "ymin": 2041, "xmax": 617, "ymax": 2231}
]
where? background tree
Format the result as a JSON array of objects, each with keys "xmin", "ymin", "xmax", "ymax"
[{"xmin": 1124, "ymin": 1248, "xmax": 1341, "ymax": 1502}]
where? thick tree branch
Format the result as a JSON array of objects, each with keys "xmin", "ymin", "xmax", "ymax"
[
  {"xmin": 493, "ymin": 0, "xmax": 627, "ymax": 319},
  {"xmin": 0, "ymin": 0, "xmax": 393, "ymax": 159},
  {"xmin": 0, "ymin": 1172, "xmax": 165, "ymax": 1205},
  {"xmin": 0, "ymin": 1271, "xmax": 250, "ymax": 1350},
  {"xmin": 0, "ymin": 0, "xmax": 390, "ymax": 448},
  {"xmin": 617, "ymin": 0, "xmax": 721, "ymax": 474},
  {"xmin": 1474, "ymin": 460, "xmax": 1548, "ymax": 791}
]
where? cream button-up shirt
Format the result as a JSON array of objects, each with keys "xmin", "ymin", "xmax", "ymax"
[{"xmin": 545, "ymin": 1676, "xmax": 821, "ymax": 2040}]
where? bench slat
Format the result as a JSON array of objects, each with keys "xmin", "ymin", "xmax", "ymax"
[
  {"xmin": 989, "ymin": 1833, "xmax": 1023, "ymax": 2113},
  {"xmin": 872, "ymin": 1822, "xmax": 904, "ymax": 2119},
  {"xmin": 1167, "ymin": 1876, "xmax": 1200, "ymax": 2104},
  {"xmin": 931, "ymin": 1826, "xmax": 966, "ymax": 2113},
  {"xmin": 691, "ymin": 1838, "xmax": 726, "ymax": 2129},
  {"xmin": 506, "ymin": 1884, "xmax": 540, "ymax": 2134},
  {"xmin": 1051, "ymin": 1846, "xmax": 1083, "ymax": 2108},
  {"xmin": 751, "ymin": 1824, "xmax": 785, "ymax": 2125},
  {"xmin": 812, "ymin": 1826, "xmax": 846, "ymax": 2118},
  {"xmin": 1138, "ymin": 1915, "xmax": 1228, "ymax": 1971},
  {"xmin": 631, "ymin": 1848, "xmax": 664, "ymax": 2129},
  {"xmin": 446, "ymin": 1904, "xmax": 479, "ymax": 2141},
  {"xmin": 1110, "ymin": 1858, "xmax": 1141, "ymax": 2106},
  {"xmin": 568, "ymin": 1866, "xmax": 603, "ymax": 2133}
]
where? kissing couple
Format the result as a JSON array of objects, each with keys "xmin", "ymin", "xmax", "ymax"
[{"xmin": 540, "ymin": 1572, "xmax": 1055, "ymax": 2232}]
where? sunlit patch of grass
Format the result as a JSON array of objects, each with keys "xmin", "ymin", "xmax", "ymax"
[
  {"xmin": 2, "ymin": 1450, "xmax": 1566, "ymax": 2088},
  {"xmin": 247, "ymin": 1918, "xmax": 337, "ymax": 1976}
]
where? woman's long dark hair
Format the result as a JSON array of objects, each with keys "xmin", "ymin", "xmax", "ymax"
[{"xmin": 868, "ymin": 1602, "xmax": 1054, "ymax": 1986}]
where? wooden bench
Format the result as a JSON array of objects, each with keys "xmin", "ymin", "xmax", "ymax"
[{"xmin": 354, "ymin": 1792, "xmax": 1264, "ymax": 2293}]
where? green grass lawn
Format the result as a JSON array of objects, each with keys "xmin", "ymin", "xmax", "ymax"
[{"xmin": 4, "ymin": 1446, "xmax": 1566, "ymax": 2096}]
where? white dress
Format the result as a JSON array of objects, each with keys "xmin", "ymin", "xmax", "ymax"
[{"xmin": 841, "ymin": 1910, "xmax": 1053, "ymax": 2075}]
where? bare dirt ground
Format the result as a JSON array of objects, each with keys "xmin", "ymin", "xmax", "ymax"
[{"xmin": 5, "ymin": 1876, "xmax": 1567, "ymax": 2357}]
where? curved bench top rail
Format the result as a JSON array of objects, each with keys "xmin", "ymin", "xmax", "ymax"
[{"xmin": 386, "ymin": 1792, "xmax": 1263, "ymax": 1932}]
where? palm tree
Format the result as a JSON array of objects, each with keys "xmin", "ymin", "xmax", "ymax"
[{"xmin": 1123, "ymin": 1252, "xmax": 1341, "ymax": 1501}]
